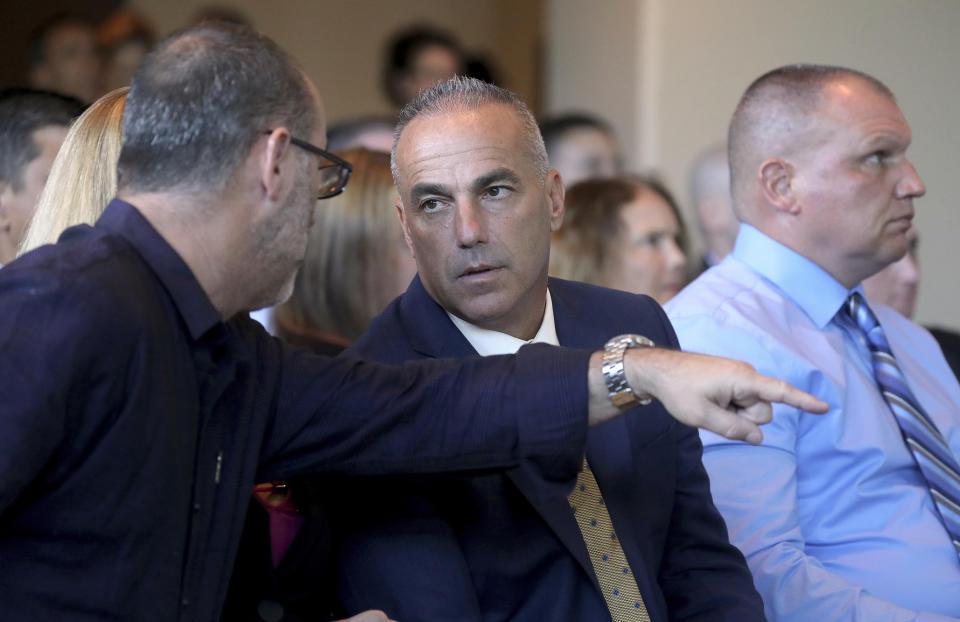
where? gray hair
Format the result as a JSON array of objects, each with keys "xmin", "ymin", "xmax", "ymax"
[
  {"xmin": 390, "ymin": 75, "xmax": 549, "ymax": 186},
  {"xmin": 117, "ymin": 22, "xmax": 315, "ymax": 197}
]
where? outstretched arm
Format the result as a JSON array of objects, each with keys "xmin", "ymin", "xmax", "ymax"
[{"xmin": 586, "ymin": 348, "xmax": 828, "ymax": 441}]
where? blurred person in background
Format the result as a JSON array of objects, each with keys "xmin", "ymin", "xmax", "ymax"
[
  {"xmin": 862, "ymin": 230, "xmax": 960, "ymax": 381},
  {"xmin": 273, "ymin": 148, "xmax": 416, "ymax": 353},
  {"xmin": 0, "ymin": 88, "xmax": 83, "ymax": 266},
  {"xmin": 551, "ymin": 175, "xmax": 688, "ymax": 305},
  {"xmin": 26, "ymin": 15, "xmax": 101, "ymax": 103},
  {"xmin": 464, "ymin": 53, "xmax": 500, "ymax": 85},
  {"xmin": 224, "ymin": 148, "xmax": 415, "ymax": 621},
  {"xmin": 18, "ymin": 87, "xmax": 127, "ymax": 256},
  {"xmin": 383, "ymin": 25, "xmax": 464, "ymax": 109},
  {"xmin": 540, "ymin": 113, "xmax": 621, "ymax": 188},
  {"xmin": 96, "ymin": 10, "xmax": 155, "ymax": 92},
  {"xmin": 862, "ymin": 228, "xmax": 919, "ymax": 319},
  {"xmin": 689, "ymin": 143, "xmax": 739, "ymax": 274},
  {"xmin": 325, "ymin": 117, "xmax": 395, "ymax": 154}
]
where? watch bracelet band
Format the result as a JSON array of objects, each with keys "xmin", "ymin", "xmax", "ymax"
[{"xmin": 601, "ymin": 334, "xmax": 655, "ymax": 411}]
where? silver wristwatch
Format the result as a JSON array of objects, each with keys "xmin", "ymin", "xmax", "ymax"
[{"xmin": 601, "ymin": 334, "xmax": 655, "ymax": 411}]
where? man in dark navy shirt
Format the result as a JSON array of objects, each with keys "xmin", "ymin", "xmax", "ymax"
[{"xmin": 0, "ymin": 22, "xmax": 824, "ymax": 622}]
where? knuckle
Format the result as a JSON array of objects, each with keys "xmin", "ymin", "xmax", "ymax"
[
  {"xmin": 722, "ymin": 418, "xmax": 742, "ymax": 439},
  {"xmin": 777, "ymin": 378, "xmax": 790, "ymax": 397}
]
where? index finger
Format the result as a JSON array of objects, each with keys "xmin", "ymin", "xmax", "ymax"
[{"xmin": 747, "ymin": 374, "xmax": 828, "ymax": 414}]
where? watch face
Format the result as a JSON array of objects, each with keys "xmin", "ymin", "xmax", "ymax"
[{"xmin": 624, "ymin": 334, "xmax": 655, "ymax": 348}]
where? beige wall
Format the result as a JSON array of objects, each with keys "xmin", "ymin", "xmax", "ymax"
[
  {"xmin": 545, "ymin": 0, "xmax": 960, "ymax": 330},
  {"xmin": 130, "ymin": 0, "xmax": 542, "ymax": 123},
  {"xmin": 544, "ymin": 0, "xmax": 642, "ymax": 170}
]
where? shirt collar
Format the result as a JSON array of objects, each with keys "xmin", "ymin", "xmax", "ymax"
[
  {"xmin": 732, "ymin": 223, "xmax": 864, "ymax": 329},
  {"xmin": 447, "ymin": 289, "xmax": 559, "ymax": 356},
  {"xmin": 96, "ymin": 199, "xmax": 223, "ymax": 341}
]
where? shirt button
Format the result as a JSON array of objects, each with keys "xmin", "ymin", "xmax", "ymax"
[
  {"xmin": 193, "ymin": 503, "xmax": 201, "ymax": 513},
  {"xmin": 181, "ymin": 598, "xmax": 190, "ymax": 608}
]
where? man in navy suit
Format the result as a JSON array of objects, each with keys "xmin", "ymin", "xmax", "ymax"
[{"xmin": 333, "ymin": 76, "xmax": 767, "ymax": 622}]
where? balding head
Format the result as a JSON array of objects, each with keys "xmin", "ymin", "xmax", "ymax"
[
  {"xmin": 118, "ymin": 22, "xmax": 316, "ymax": 199},
  {"xmin": 728, "ymin": 64, "xmax": 894, "ymax": 222},
  {"xmin": 726, "ymin": 64, "xmax": 925, "ymax": 288}
]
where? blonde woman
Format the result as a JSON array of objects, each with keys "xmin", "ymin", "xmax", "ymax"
[
  {"xmin": 224, "ymin": 148, "xmax": 414, "ymax": 621},
  {"xmin": 18, "ymin": 87, "xmax": 127, "ymax": 256},
  {"xmin": 273, "ymin": 147, "xmax": 416, "ymax": 352}
]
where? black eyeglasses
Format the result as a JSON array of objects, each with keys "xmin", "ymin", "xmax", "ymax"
[{"xmin": 263, "ymin": 130, "xmax": 353, "ymax": 199}]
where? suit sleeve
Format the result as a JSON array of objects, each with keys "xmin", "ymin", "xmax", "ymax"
[{"xmin": 256, "ymin": 340, "xmax": 590, "ymax": 482}]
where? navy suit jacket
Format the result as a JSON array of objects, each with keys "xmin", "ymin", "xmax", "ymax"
[{"xmin": 335, "ymin": 277, "xmax": 764, "ymax": 622}]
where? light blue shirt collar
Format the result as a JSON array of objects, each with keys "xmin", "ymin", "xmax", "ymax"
[{"xmin": 732, "ymin": 223, "xmax": 864, "ymax": 330}]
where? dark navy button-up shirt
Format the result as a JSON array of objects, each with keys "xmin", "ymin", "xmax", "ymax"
[{"xmin": 0, "ymin": 199, "xmax": 590, "ymax": 621}]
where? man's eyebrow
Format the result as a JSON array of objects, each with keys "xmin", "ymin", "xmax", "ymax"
[
  {"xmin": 471, "ymin": 168, "xmax": 522, "ymax": 194},
  {"xmin": 409, "ymin": 182, "xmax": 451, "ymax": 203},
  {"xmin": 861, "ymin": 131, "xmax": 910, "ymax": 152}
]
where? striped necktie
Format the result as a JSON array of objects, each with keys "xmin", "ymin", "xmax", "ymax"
[
  {"xmin": 567, "ymin": 459, "xmax": 651, "ymax": 621},
  {"xmin": 844, "ymin": 292, "xmax": 960, "ymax": 557}
]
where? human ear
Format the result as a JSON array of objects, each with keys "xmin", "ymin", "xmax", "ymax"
[
  {"xmin": 546, "ymin": 170, "xmax": 565, "ymax": 232},
  {"xmin": 260, "ymin": 129, "xmax": 294, "ymax": 202},
  {"xmin": 0, "ymin": 182, "xmax": 11, "ymax": 233},
  {"xmin": 395, "ymin": 196, "xmax": 415, "ymax": 257},
  {"xmin": 758, "ymin": 158, "xmax": 798, "ymax": 214}
]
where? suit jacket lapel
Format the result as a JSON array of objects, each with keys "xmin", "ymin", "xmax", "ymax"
[
  {"xmin": 398, "ymin": 276, "xmax": 478, "ymax": 359},
  {"xmin": 551, "ymin": 280, "xmax": 635, "ymax": 482},
  {"xmin": 552, "ymin": 280, "xmax": 666, "ymax": 617},
  {"xmin": 550, "ymin": 280, "xmax": 643, "ymax": 596},
  {"xmin": 501, "ymin": 280, "xmax": 615, "ymax": 593},
  {"xmin": 397, "ymin": 277, "xmax": 625, "ymax": 595}
]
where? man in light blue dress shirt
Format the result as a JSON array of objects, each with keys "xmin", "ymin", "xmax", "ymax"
[{"xmin": 667, "ymin": 64, "xmax": 960, "ymax": 621}]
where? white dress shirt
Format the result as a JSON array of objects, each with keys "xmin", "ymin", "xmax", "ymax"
[{"xmin": 447, "ymin": 290, "xmax": 558, "ymax": 355}]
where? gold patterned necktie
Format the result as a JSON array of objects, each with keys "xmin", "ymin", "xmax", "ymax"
[{"xmin": 567, "ymin": 459, "xmax": 651, "ymax": 621}]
